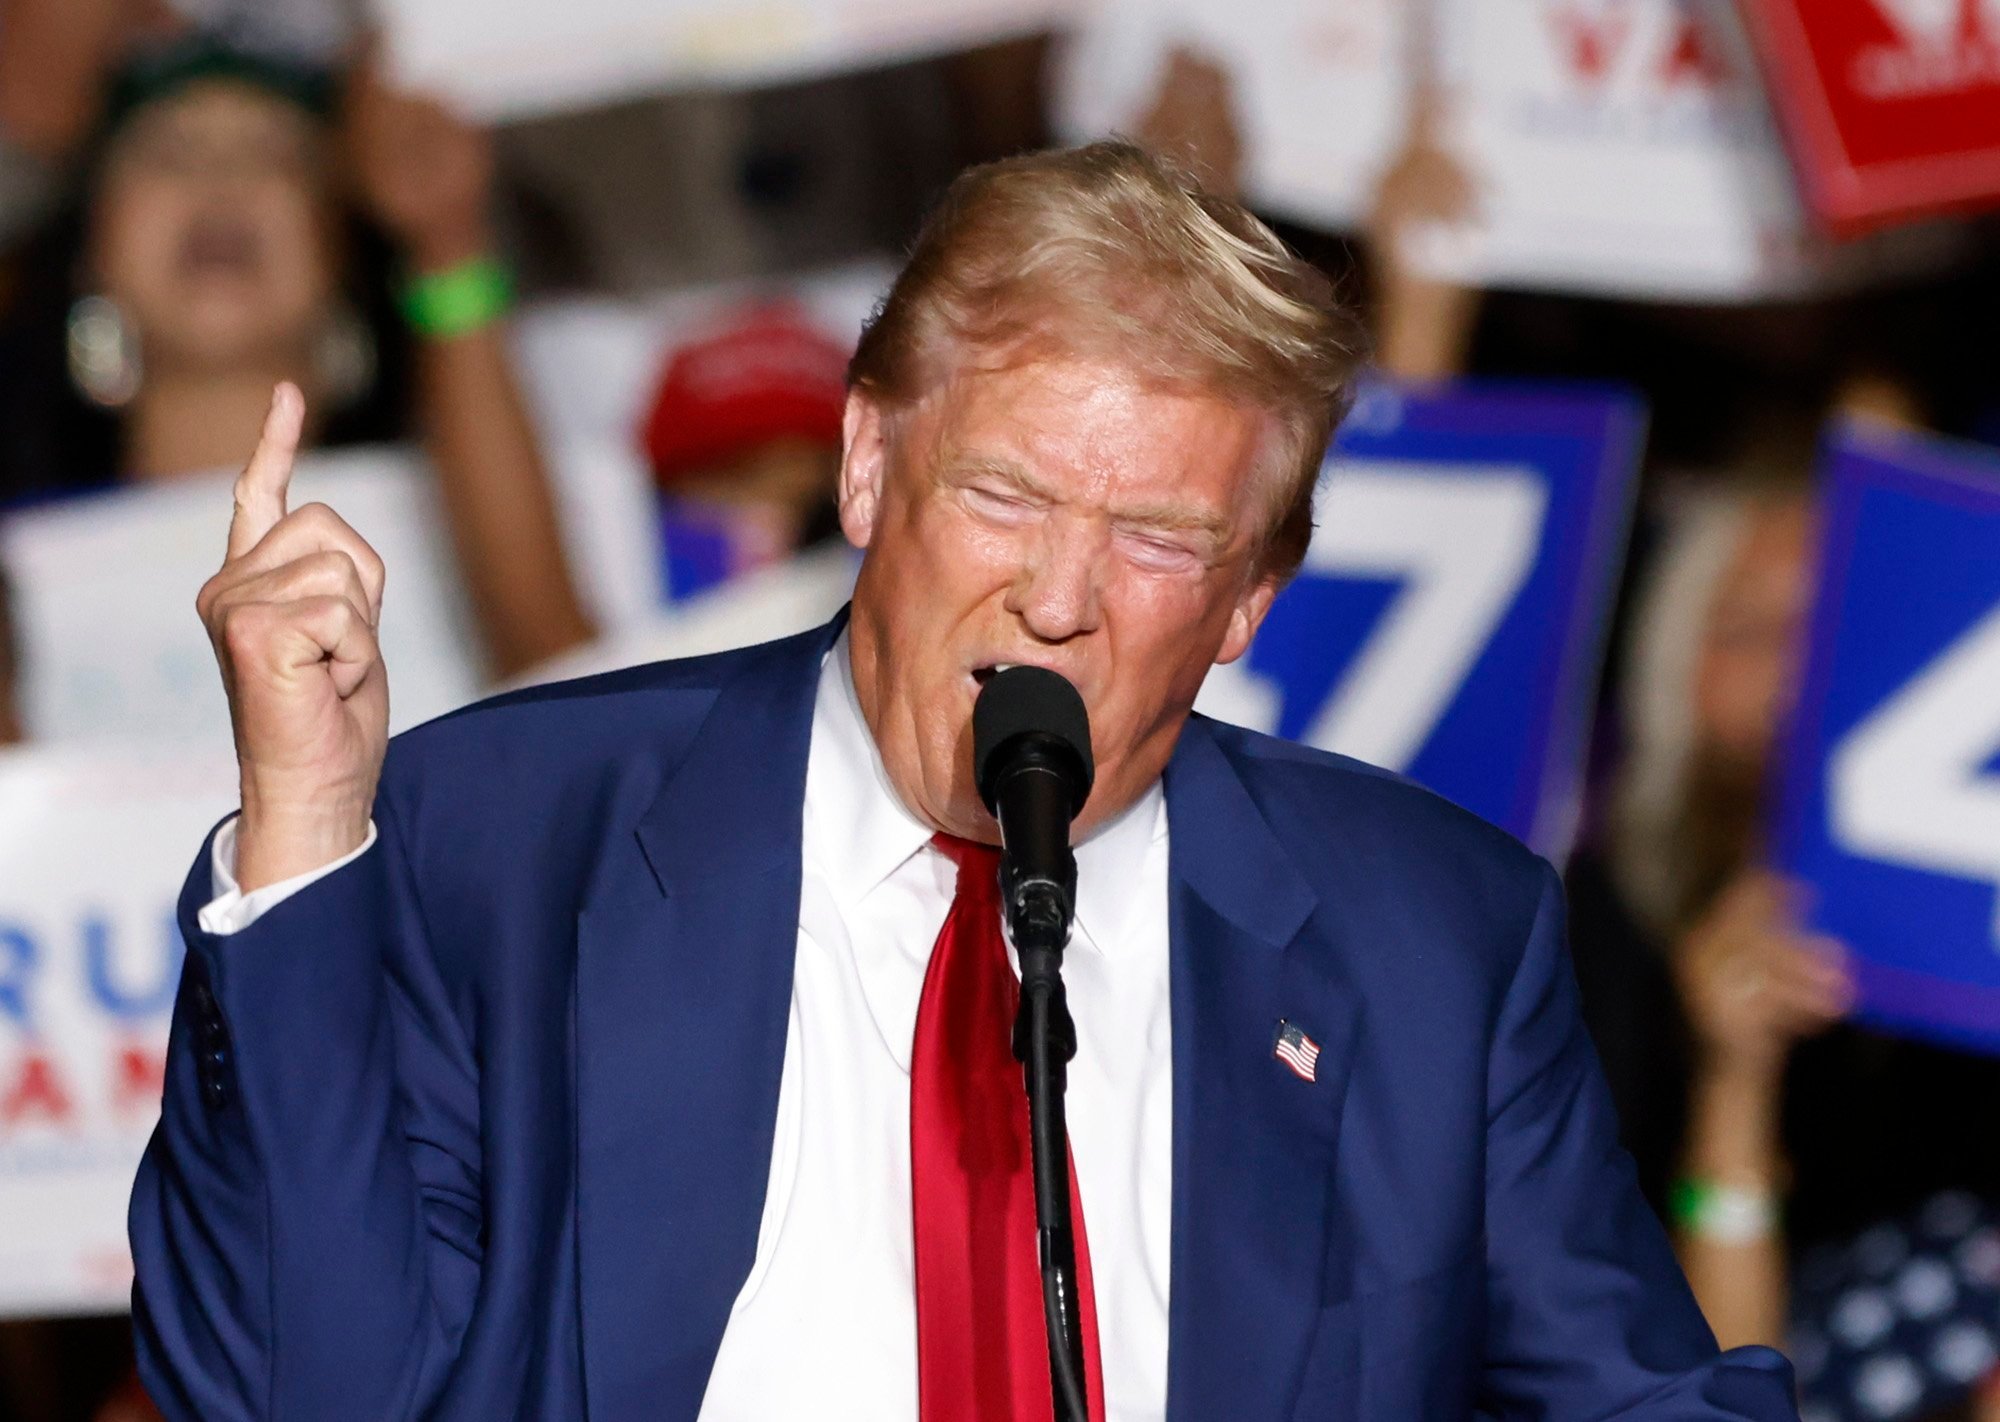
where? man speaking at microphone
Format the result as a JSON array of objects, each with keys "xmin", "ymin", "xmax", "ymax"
[{"xmin": 130, "ymin": 142, "xmax": 1796, "ymax": 1421}]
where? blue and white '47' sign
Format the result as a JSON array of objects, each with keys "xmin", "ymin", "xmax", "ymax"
[
  {"xmin": 1197, "ymin": 379, "xmax": 1644, "ymax": 854},
  {"xmin": 1773, "ymin": 428, "xmax": 2000, "ymax": 1055}
]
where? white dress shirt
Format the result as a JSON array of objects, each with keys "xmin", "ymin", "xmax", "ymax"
[{"xmin": 201, "ymin": 635, "xmax": 1175, "ymax": 1419}]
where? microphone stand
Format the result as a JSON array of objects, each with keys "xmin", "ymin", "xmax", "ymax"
[{"xmin": 1003, "ymin": 852, "xmax": 1091, "ymax": 1422}]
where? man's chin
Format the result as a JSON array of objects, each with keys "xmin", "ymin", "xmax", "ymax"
[{"xmin": 924, "ymin": 786, "xmax": 1000, "ymax": 844}]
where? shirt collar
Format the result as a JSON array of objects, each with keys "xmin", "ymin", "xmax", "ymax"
[
  {"xmin": 803, "ymin": 631, "xmax": 936, "ymax": 908},
  {"xmin": 805, "ymin": 631, "xmax": 1166, "ymax": 957},
  {"xmin": 1072, "ymin": 776, "xmax": 1166, "ymax": 959}
]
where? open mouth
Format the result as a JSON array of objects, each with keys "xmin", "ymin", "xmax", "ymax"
[
  {"xmin": 970, "ymin": 662, "xmax": 1021, "ymax": 689},
  {"xmin": 177, "ymin": 216, "xmax": 263, "ymax": 281}
]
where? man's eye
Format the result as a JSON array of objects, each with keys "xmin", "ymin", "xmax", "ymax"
[
  {"xmin": 1121, "ymin": 533, "xmax": 1201, "ymax": 570},
  {"xmin": 964, "ymin": 485, "xmax": 1036, "ymax": 519}
]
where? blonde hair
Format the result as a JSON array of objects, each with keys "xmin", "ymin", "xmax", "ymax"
[
  {"xmin": 1608, "ymin": 464, "xmax": 1815, "ymax": 935},
  {"xmin": 848, "ymin": 140, "xmax": 1364, "ymax": 581},
  {"xmin": 1607, "ymin": 486, "xmax": 1763, "ymax": 934}
]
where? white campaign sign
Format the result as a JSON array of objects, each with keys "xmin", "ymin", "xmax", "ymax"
[
  {"xmin": 0, "ymin": 448, "xmax": 486, "ymax": 754},
  {"xmin": 1053, "ymin": 0, "xmax": 1408, "ymax": 231},
  {"xmin": 372, "ymin": 0, "xmax": 1062, "ymax": 119},
  {"xmin": 0, "ymin": 746, "xmax": 237, "ymax": 1318},
  {"xmin": 1412, "ymin": 0, "xmax": 1824, "ymax": 298},
  {"xmin": 1056, "ymin": 0, "xmax": 1949, "ymax": 300},
  {"xmin": 1196, "ymin": 459, "xmax": 1547, "ymax": 768},
  {"xmin": 1831, "ymin": 599, "xmax": 2000, "ymax": 942},
  {"xmin": 515, "ymin": 540, "xmax": 860, "ymax": 687}
]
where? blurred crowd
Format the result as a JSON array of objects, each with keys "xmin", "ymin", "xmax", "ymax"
[{"xmin": 1, "ymin": 1, "xmax": 1997, "ymax": 1420}]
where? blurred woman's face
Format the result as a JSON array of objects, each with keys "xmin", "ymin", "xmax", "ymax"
[
  {"xmin": 1692, "ymin": 495, "xmax": 1816, "ymax": 774},
  {"xmin": 89, "ymin": 80, "xmax": 338, "ymax": 377}
]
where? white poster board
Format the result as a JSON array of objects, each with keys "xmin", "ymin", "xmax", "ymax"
[
  {"xmin": 1415, "ymin": 0, "xmax": 1830, "ymax": 300},
  {"xmin": 0, "ymin": 746, "xmax": 237, "ymax": 1318},
  {"xmin": 372, "ymin": 0, "xmax": 1062, "ymax": 119},
  {"xmin": 516, "ymin": 539, "xmax": 860, "ymax": 687},
  {"xmin": 1053, "ymin": 0, "xmax": 1409, "ymax": 233},
  {"xmin": 1056, "ymin": 0, "xmax": 1945, "ymax": 301},
  {"xmin": 0, "ymin": 449, "xmax": 487, "ymax": 754}
]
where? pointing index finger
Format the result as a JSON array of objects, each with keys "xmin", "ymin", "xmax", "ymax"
[{"xmin": 227, "ymin": 383, "xmax": 305, "ymax": 562}]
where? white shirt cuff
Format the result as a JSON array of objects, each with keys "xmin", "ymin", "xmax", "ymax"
[{"xmin": 198, "ymin": 815, "xmax": 380, "ymax": 936}]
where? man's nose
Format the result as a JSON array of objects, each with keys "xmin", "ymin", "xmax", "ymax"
[{"xmin": 1005, "ymin": 513, "xmax": 1105, "ymax": 642}]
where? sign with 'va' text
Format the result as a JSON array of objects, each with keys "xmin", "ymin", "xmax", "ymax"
[
  {"xmin": 1196, "ymin": 378, "xmax": 1644, "ymax": 856},
  {"xmin": 1772, "ymin": 427, "xmax": 2000, "ymax": 1055},
  {"xmin": 1740, "ymin": 0, "xmax": 2000, "ymax": 234}
]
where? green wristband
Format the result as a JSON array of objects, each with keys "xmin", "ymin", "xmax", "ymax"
[
  {"xmin": 1669, "ymin": 1177, "xmax": 1780, "ymax": 1244},
  {"xmin": 399, "ymin": 256, "xmax": 515, "ymax": 339}
]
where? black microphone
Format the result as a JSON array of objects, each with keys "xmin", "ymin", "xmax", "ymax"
[
  {"xmin": 971, "ymin": 665, "xmax": 1094, "ymax": 1422},
  {"xmin": 973, "ymin": 665, "xmax": 1094, "ymax": 956}
]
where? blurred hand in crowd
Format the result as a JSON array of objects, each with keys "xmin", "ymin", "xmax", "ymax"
[
  {"xmin": 1670, "ymin": 866, "xmax": 1851, "ymax": 1350},
  {"xmin": 1369, "ymin": 107, "xmax": 1477, "ymax": 242},
  {"xmin": 0, "ymin": 0, "xmax": 179, "ymax": 158},
  {"xmin": 342, "ymin": 50, "xmax": 595, "ymax": 674},
  {"xmin": 197, "ymin": 382, "xmax": 387, "ymax": 891},
  {"xmin": 1133, "ymin": 46, "xmax": 1243, "ymax": 199},
  {"xmin": 1367, "ymin": 89, "xmax": 1482, "ymax": 382},
  {"xmin": 343, "ymin": 46, "xmax": 495, "ymax": 275},
  {"xmin": 1676, "ymin": 871, "xmax": 1853, "ymax": 1083}
]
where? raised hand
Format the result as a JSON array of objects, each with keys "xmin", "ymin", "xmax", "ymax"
[
  {"xmin": 197, "ymin": 383, "xmax": 389, "ymax": 892},
  {"xmin": 343, "ymin": 44, "xmax": 496, "ymax": 274},
  {"xmin": 1675, "ymin": 869, "xmax": 1854, "ymax": 1084},
  {"xmin": 1134, "ymin": 47, "xmax": 1245, "ymax": 199}
]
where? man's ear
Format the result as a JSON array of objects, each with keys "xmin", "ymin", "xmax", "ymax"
[
  {"xmin": 1215, "ymin": 573, "xmax": 1280, "ymax": 666},
  {"xmin": 837, "ymin": 391, "xmax": 889, "ymax": 550}
]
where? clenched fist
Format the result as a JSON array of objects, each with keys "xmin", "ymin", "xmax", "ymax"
[{"xmin": 197, "ymin": 384, "xmax": 388, "ymax": 893}]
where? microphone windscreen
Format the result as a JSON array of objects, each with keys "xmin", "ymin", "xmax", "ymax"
[{"xmin": 973, "ymin": 666, "xmax": 1094, "ymax": 803}]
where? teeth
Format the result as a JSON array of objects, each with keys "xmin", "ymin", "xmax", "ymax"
[{"xmin": 995, "ymin": 663, "xmax": 1018, "ymax": 673}]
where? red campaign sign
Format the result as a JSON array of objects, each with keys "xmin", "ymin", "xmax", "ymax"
[{"xmin": 1740, "ymin": 0, "xmax": 2000, "ymax": 233}]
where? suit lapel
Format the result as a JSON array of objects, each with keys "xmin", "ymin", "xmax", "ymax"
[
  {"xmin": 575, "ymin": 621, "xmax": 838, "ymax": 1420},
  {"xmin": 1162, "ymin": 720, "xmax": 1363, "ymax": 1422}
]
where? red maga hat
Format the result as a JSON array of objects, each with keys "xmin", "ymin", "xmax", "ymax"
[{"xmin": 640, "ymin": 301, "xmax": 851, "ymax": 489}]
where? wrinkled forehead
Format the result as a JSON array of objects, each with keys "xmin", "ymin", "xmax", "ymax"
[
  {"xmin": 907, "ymin": 345, "xmax": 1272, "ymax": 450},
  {"xmin": 894, "ymin": 352, "xmax": 1284, "ymax": 514}
]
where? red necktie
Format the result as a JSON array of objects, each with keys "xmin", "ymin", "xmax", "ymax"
[{"xmin": 912, "ymin": 834, "xmax": 1107, "ymax": 1422}]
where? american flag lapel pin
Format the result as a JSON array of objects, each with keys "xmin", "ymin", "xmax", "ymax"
[{"xmin": 1272, "ymin": 1019, "xmax": 1321, "ymax": 1083}]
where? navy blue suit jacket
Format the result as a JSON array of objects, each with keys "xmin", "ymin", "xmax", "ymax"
[{"xmin": 130, "ymin": 616, "xmax": 1798, "ymax": 1420}]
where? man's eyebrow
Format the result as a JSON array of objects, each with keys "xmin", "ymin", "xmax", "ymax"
[
  {"xmin": 1108, "ymin": 501, "xmax": 1232, "ymax": 542},
  {"xmin": 941, "ymin": 453, "xmax": 1056, "ymax": 499},
  {"xmin": 944, "ymin": 451, "xmax": 1234, "ymax": 544}
]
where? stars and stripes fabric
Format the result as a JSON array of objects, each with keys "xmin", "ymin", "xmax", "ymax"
[{"xmin": 1273, "ymin": 1020, "xmax": 1321, "ymax": 1082}]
